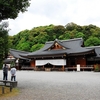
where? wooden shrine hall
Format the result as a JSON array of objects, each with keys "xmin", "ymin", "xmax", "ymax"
[{"xmin": 5, "ymin": 38, "xmax": 100, "ymax": 71}]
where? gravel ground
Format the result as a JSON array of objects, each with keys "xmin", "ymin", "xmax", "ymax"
[{"xmin": 0, "ymin": 70, "xmax": 100, "ymax": 100}]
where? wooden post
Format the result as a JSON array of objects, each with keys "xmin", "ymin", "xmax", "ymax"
[
  {"xmin": 10, "ymin": 85, "xmax": 12, "ymax": 92},
  {"xmin": 62, "ymin": 65, "xmax": 65, "ymax": 71},
  {"xmin": 4, "ymin": 81, "xmax": 6, "ymax": 86},
  {"xmin": 43, "ymin": 65, "xmax": 44, "ymax": 68},
  {"xmin": 53, "ymin": 65, "xmax": 55, "ymax": 68},
  {"xmin": 43, "ymin": 65, "xmax": 44, "ymax": 71},
  {"xmin": 52, "ymin": 65, "xmax": 55, "ymax": 71},
  {"xmin": 2, "ymin": 86, "xmax": 4, "ymax": 94}
]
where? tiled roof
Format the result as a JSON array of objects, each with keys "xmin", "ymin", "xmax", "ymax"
[
  {"xmin": 20, "ymin": 38, "xmax": 95, "ymax": 58},
  {"xmin": 85, "ymin": 46, "xmax": 100, "ymax": 57},
  {"xmin": 9, "ymin": 49, "xmax": 30, "ymax": 59},
  {"xmin": 3, "ymin": 58, "xmax": 15, "ymax": 64}
]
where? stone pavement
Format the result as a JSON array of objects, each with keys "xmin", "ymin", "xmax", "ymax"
[{"xmin": 0, "ymin": 70, "xmax": 100, "ymax": 100}]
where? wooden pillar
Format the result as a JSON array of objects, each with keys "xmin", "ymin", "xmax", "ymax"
[
  {"xmin": 43, "ymin": 65, "xmax": 44, "ymax": 68},
  {"xmin": 62, "ymin": 65, "xmax": 65, "ymax": 71},
  {"xmin": 2, "ymin": 87, "xmax": 4, "ymax": 94},
  {"xmin": 53, "ymin": 65, "xmax": 55, "ymax": 68}
]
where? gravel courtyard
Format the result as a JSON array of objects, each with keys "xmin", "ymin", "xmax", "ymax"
[{"xmin": 0, "ymin": 70, "xmax": 100, "ymax": 100}]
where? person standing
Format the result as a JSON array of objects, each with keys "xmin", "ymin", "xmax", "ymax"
[
  {"xmin": 2, "ymin": 64, "xmax": 9, "ymax": 80},
  {"xmin": 10, "ymin": 66, "xmax": 17, "ymax": 81}
]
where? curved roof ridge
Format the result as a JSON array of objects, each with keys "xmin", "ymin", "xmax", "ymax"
[
  {"xmin": 45, "ymin": 38, "xmax": 61, "ymax": 44},
  {"xmin": 46, "ymin": 38, "xmax": 83, "ymax": 44},
  {"xmin": 45, "ymin": 41, "xmax": 54, "ymax": 44},
  {"xmin": 85, "ymin": 46, "xmax": 100, "ymax": 48},
  {"xmin": 61, "ymin": 38, "xmax": 83, "ymax": 42},
  {"xmin": 10, "ymin": 48, "xmax": 30, "ymax": 53}
]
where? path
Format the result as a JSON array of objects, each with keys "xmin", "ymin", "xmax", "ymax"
[{"xmin": 0, "ymin": 70, "xmax": 100, "ymax": 100}]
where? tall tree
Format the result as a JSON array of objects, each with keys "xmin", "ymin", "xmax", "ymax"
[
  {"xmin": 0, "ymin": 22, "xmax": 9, "ymax": 68},
  {"xmin": 53, "ymin": 25, "xmax": 65, "ymax": 39},
  {"xmin": 0, "ymin": 0, "xmax": 30, "ymax": 69},
  {"xmin": 0, "ymin": 0, "xmax": 30, "ymax": 21}
]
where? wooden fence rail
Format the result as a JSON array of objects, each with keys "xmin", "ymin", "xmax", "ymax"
[
  {"xmin": 0, "ymin": 86, "xmax": 12, "ymax": 95},
  {"xmin": 0, "ymin": 80, "xmax": 17, "ymax": 95}
]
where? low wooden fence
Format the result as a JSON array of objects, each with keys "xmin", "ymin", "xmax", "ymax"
[
  {"xmin": 0, "ymin": 80, "xmax": 17, "ymax": 95},
  {"xmin": 0, "ymin": 86, "xmax": 12, "ymax": 94},
  {"xmin": 66, "ymin": 67, "xmax": 94, "ymax": 71}
]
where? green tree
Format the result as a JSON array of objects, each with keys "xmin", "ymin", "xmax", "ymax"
[
  {"xmin": 17, "ymin": 42, "xmax": 30, "ymax": 51},
  {"xmin": 8, "ymin": 36, "xmax": 14, "ymax": 48},
  {"xmin": 30, "ymin": 44, "xmax": 44, "ymax": 52},
  {"xmin": 45, "ymin": 24, "xmax": 55, "ymax": 41},
  {"xmin": 53, "ymin": 25, "xmax": 65, "ymax": 39},
  {"xmin": 38, "ymin": 32, "xmax": 49, "ymax": 44},
  {"xmin": 65, "ymin": 22, "xmax": 77, "ymax": 31},
  {"xmin": 75, "ymin": 32, "xmax": 85, "ymax": 39},
  {"xmin": 0, "ymin": 22, "xmax": 9, "ymax": 68},
  {"xmin": 85, "ymin": 36, "xmax": 100, "ymax": 47},
  {"xmin": 59, "ymin": 32, "xmax": 71, "ymax": 40},
  {"xmin": 0, "ymin": 0, "xmax": 30, "ymax": 21},
  {"xmin": 82, "ymin": 24, "xmax": 96, "ymax": 40}
]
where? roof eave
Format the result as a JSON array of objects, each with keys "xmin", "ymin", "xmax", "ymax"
[
  {"xmin": 25, "ymin": 53, "xmax": 67, "ymax": 59},
  {"xmin": 69, "ymin": 50, "xmax": 96, "ymax": 56}
]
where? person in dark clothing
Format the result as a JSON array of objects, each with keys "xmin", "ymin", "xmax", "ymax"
[{"xmin": 2, "ymin": 64, "xmax": 9, "ymax": 80}]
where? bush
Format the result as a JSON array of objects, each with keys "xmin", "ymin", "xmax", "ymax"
[{"xmin": 94, "ymin": 64, "xmax": 100, "ymax": 72}]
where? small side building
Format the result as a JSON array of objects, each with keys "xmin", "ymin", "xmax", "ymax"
[{"xmin": 4, "ymin": 49, "xmax": 31, "ymax": 70}]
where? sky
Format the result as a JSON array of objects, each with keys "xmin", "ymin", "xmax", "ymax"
[{"xmin": 4, "ymin": 0, "xmax": 100, "ymax": 36}]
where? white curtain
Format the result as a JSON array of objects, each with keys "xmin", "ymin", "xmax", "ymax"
[{"xmin": 36, "ymin": 59, "xmax": 66, "ymax": 66}]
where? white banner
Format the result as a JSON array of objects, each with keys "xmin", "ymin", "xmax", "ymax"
[
  {"xmin": 77, "ymin": 64, "xmax": 80, "ymax": 71},
  {"xmin": 36, "ymin": 59, "xmax": 66, "ymax": 66}
]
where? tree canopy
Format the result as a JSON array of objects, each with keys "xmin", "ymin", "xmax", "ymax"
[
  {"xmin": 9, "ymin": 23, "xmax": 100, "ymax": 52},
  {"xmin": 0, "ymin": 0, "xmax": 30, "ymax": 21}
]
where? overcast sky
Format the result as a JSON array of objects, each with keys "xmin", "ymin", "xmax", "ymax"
[{"xmin": 5, "ymin": 0, "xmax": 100, "ymax": 36}]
